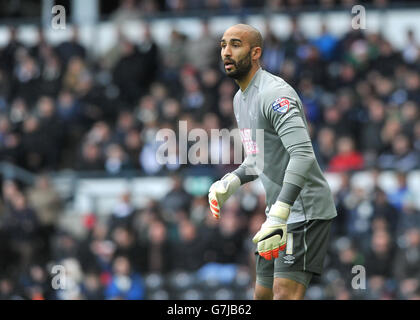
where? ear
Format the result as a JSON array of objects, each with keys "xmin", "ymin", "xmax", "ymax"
[{"xmin": 252, "ymin": 47, "xmax": 262, "ymax": 61}]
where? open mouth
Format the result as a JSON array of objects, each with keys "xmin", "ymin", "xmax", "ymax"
[{"xmin": 224, "ymin": 61, "xmax": 235, "ymax": 70}]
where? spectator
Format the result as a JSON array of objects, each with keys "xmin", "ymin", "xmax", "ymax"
[
  {"xmin": 344, "ymin": 186, "xmax": 373, "ymax": 246},
  {"xmin": 404, "ymin": 71, "xmax": 420, "ymax": 104},
  {"xmin": 364, "ymin": 230, "xmax": 396, "ymax": 282},
  {"xmin": 123, "ymin": 128, "xmax": 143, "ymax": 170},
  {"xmin": 387, "ymin": 171, "xmax": 416, "ymax": 212},
  {"xmin": 13, "ymin": 51, "xmax": 40, "ymax": 106},
  {"xmin": 400, "ymin": 101, "xmax": 418, "ymax": 137},
  {"xmin": 261, "ymin": 23, "xmax": 284, "ymax": 74},
  {"xmin": 137, "ymin": 24, "xmax": 159, "ymax": 96},
  {"xmin": 371, "ymin": 187, "xmax": 399, "ymax": 236},
  {"xmin": 77, "ymin": 222, "xmax": 114, "ymax": 275},
  {"xmin": 0, "ymin": 27, "xmax": 24, "ymax": 73},
  {"xmin": 161, "ymin": 29, "xmax": 188, "ymax": 86},
  {"xmin": 299, "ymin": 78, "xmax": 322, "ymax": 124},
  {"xmin": 160, "ymin": 174, "xmax": 192, "ymax": 216},
  {"xmin": 0, "ymin": 179, "xmax": 20, "ymax": 214},
  {"xmin": 212, "ymin": 201, "xmax": 247, "ymax": 264},
  {"xmin": 101, "ymin": 28, "xmax": 127, "ymax": 70},
  {"xmin": 56, "ymin": 90, "xmax": 81, "ymax": 124},
  {"xmin": 3, "ymin": 192, "xmax": 40, "ymax": 268},
  {"xmin": 112, "ymin": 39, "xmax": 144, "ymax": 106},
  {"xmin": 19, "ymin": 264, "xmax": 54, "ymax": 300},
  {"xmin": 105, "ymin": 255, "xmax": 145, "ymax": 300},
  {"xmin": 371, "ymin": 38, "xmax": 402, "ymax": 78},
  {"xmin": 283, "ymin": 16, "xmax": 306, "ymax": 59},
  {"xmin": 109, "ymin": 192, "xmax": 136, "ymax": 231},
  {"xmin": 38, "ymin": 52, "xmax": 62, "ymax": 98},
  {"xmin": 52, "ymin": 231, "xmax": 80, "ymax": 261},
  {"xmin": 171, "ymin": 219, "xmax": 207, "ymax": 271},
  {"xmin": 328, "ymin": 136, "xmax": 364, "ymax": 172},
  {"xmin": 330, "ymin": 237, "xmax": 365, "ymax": 287},
  {"xmin": 0, "ymin": 278, "xmax": 22, "ymax": 300},
  {"xmin": 111, "ymin": 226, "xmax": 145, "ymax": 273},
  {"xmin": 36, "ymin": 96, "xmax": 63, "ymax": 169},
  {"xmin": 378, "ymin": 133, "xmax": 419, "ymax": 171},
  {"xmin": 56, "ymin": 258, "xmax": 84, "ymax": 300},
  {"xmin": 76, "ymin": 142, "xmax": 104, "ymax": 171},
  {"xmin": 185, "ymin": 20, "xmax": 218, "ymax": 71},
  {"xmin": 139, "ymin": 137, "xmax": 164, "ymax": 175},
  {"xmin": 104, "ymin": 143, "xmax": 132, "ymax": 175},
  {"xmin": 315, "ymin": 127, "xmax": 336, "ymax": 170},
  {"xmin": 55, "ymin": 26, "xmax": 86, "ymax": 67},
  {"xmin": 62, "ymin": 57, "xmax": 91, "ymax": 96},
  {"xmin": 397, "ymin": 201, "xmax": 420, "ymax": 236},
  {"xmin": 181, "ymin": 71, "xmax": 206, "ymax": 115},
  {"xmin": 313, "ymin": 22, "xmax": 338, "ymax": 61},
  {"xmin": 402, "ymin": 29, "xmax": 419, "ymax": 65},
  {"xmin": 380, "ymin": 117, "xmax": 402, "ymax": 151},
  {"xmin": 85, "ymin": 121, "xmax": 112, "ymax": 150},
  {"xmin": 413, "ymin": 119, "xmax": 420, "ymax": 152},
  {"xmin": 26, "ymin": 175, "xmax": 62, "ymax": 263},
  {"xmin": 113, "ymin": 110, "xmax": 136, "ymax": 144},
  {"xmin": 20, "ymin": 115, "xmax": 46, "ymax": 171},
  {"xmin": 238, "ymin": 183, "xmax": 259, "ymax": 216},
  {"xmin": 332, "ymin": 172, "xmax": 352, "ymax": 238},
  {"xmin": 0, "ymin": 115, "xmax": 9, "ymax": 144},
  {"xmin": 81, "ymin": 272, "xmax": 104, "ymax": 300},
  {"xmin": 394, "ymin": 228, "xmax": 420, "ymax": 299},
  {"xmin": 144, "ymin": 219, "xmax": 172, "ymax": 274},
  {"xmin": 111, "ymin": 0, "xmax": 142, "ymax": 25}
]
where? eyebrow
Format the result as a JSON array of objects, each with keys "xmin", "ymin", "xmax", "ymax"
[{"xmin": 220, "ymin": 38, "xmax": 243, "ymax": 43}]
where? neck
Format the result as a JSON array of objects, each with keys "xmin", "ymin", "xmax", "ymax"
[{"xmin": 236, "ymin": 64, "xmax": 260, "ymax": 92}]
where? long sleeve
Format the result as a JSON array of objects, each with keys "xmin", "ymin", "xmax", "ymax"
[
  {"xmin": 261, "ymin": 87, "xmax": 316, "ymax": 205},
  {"xmin": 232, "ymin": 154, "xmax": 259, "ymax": 185}
]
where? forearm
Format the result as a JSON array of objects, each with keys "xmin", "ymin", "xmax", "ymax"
[
  {"xmin": 277, "ymin": 140, "xmax": 316, "ymax": 206},
  {"xmin": 277, "ymin": 182, "xmax": 302, "ymax": 206}
]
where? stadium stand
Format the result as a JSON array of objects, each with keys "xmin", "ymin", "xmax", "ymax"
[{"xmin": 0, "ymin": 0, "xmax": 420, "ymax": 300}]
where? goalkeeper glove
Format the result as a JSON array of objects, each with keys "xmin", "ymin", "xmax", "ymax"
[
  {"xmin": 208, "ymin": 173, "xmax": 241, "ymax": 219},
  {"xmin": 252, "ymin": 201, "xmax": 290, "ymax": 260}
]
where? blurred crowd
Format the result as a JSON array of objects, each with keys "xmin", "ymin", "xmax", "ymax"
[
  {"xmin": 1, "ymin": 169, "xmax": 420, "ymax": 300},
  {"xmin": 108, "ymin": 0, "xmax": 407, "ymax": 19},
  {"xmin": 1, "ymin": 21, "xmax": 420, "ymax": 175},
  {"xmin": 0, "ymin": 10, "xmax": 420, "ymax": 299},
  {"xmin": 1, "ymin": 0, "xmax": 406, "ymax": 21}
]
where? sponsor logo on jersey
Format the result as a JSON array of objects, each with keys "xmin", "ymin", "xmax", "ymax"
[
  {"xmin": 272, "ymin": 97, "xmax": 290, "ymax": 114},
  {"xmin": 239, "ymin": 128, "xmax": 259, "ymax": 154}
]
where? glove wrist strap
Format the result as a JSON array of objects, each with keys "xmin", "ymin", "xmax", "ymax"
[
  {"xmin": 221, "ymin": 173, "xmax": 241, "ymax": 195},
  {"xmin": 267, "ymin": 215, "xmax": 287, "ymax": 225},
  {"xmin": 268, "ymin": 201, "xmax": 290, "ymax": 224}
]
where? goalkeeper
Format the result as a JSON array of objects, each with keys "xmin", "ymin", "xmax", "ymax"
[{"xmin": 209, "ymin": 24, "xmax": 337, "ymax": 300}]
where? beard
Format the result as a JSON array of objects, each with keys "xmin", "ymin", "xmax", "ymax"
[{"xmin": 224, "ymin": 50, "xmax": 252, "ymax": 80}]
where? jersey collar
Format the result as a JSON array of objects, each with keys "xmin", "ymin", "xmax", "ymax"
[{"xmin": 241, "ymin": 67, "xmax": 263, "ymax": 98}]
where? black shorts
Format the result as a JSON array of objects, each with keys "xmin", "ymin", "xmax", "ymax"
[{"xmin": 255, "ymin": 218, "xmax": 333, "ymax": 287}]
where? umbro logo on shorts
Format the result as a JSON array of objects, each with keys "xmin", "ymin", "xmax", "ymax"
[{"xmin": 283, "ymin": 255, "xmax": 295, "ymax": 264}]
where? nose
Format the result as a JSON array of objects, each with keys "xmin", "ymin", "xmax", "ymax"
[{"xmin": 222, "ymin": 45, "xmax": 232, "ymax": 59}]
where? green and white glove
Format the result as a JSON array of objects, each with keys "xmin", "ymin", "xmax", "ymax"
[
  {"xmin": 208, "ymin": 173, "xmax": 241, "ymax": 219},
  {"xmin": 252, "ymin": 201, "xmax": 290, "ymax": 260}
]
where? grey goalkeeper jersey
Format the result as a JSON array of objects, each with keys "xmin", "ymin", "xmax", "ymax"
[{"xmin": 232, "ymin": 68, "xmax": 337, "ymax": 224}]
